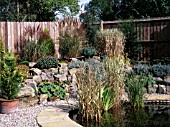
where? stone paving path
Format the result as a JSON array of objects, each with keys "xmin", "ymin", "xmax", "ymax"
[{"xmin": 37, "ymin": 99, "xmax": 82, "ymax": 127}]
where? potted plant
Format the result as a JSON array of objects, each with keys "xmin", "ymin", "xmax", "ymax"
[{"xmin": 0, "ymin": 51, "xmax": 23, "ymax": 114}]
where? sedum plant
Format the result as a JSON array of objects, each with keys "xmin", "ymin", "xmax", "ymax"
[{"xmin": 0, "ymin": 52, "xmax": 23, "ymax": 100}]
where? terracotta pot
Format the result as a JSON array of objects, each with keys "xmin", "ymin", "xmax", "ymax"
[{"xmin": 0, "ymin": 99, "xmax": 19, "ymax": 114}]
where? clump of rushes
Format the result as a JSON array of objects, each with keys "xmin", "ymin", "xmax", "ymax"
[
  {"xmin": 126, "ymin": 72, "xmax": 148, "ymax": 108},
  {"xmin": 76, "ymin": 56, "xmax": 127, "ymax": 122},
  {"xmin": 103, "ymin": 55, "xmax": 126, "ymax": 110},
  {"xmin": 76, "ymin": 65, "xmax": 104, "ymax": 122}
]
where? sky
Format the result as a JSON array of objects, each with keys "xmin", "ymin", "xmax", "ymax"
[{"xmin": 79, "ymin": 0, "xmax": 91, "ymax": 12}]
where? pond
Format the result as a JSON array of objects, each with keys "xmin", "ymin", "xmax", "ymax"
[{"xmin": 69, "ymin": 104, "xmax": 170, "ymax": 127}]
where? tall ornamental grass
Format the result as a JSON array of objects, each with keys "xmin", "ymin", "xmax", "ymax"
[
  {"xmin": 96, "ymin": 29, "xmax": 125, "ymax": 56},
  {"xmin": 76, "ymin": 29, "xmax": 128, "ymax": 122}
]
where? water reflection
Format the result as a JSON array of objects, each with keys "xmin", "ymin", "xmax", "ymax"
[{"xmin": 71, "ymin": 105, "xmax": 170, "ymax": 127}]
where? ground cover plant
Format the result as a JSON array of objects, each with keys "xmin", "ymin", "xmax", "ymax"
[{"xmin": 38, "ymin": 81, "xmax": 66, "ymax": 100}]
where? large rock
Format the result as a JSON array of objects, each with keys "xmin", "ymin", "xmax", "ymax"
[
  {"xmin": 18, "ymin": 85, "xmax": 35, "ymax": 98},
  {"xmin": 46, "ymin": 72, "xmax": 54, "ymax": 81},
  {"xmin": 69, "ymin": 68, "xmax": 78, "ymax": 75},
  {"xmin": 153, "ymin": 77, "xmax": 163, "ymax": 82},
  {"xmin": 164, "ymin": 76, "xmax": 170, "ymax": 84},
  {"xmin": 60, "ymin": 63, "xmax": 68, "ymax": 69},
  {"xmin": 54, "ymin": 74, "xmax": 67, "ymax": 82},
  {"xmin": 41, "ymin": 72, "xmax": 49, "ymax": 81},
  {"xmin": 33, "ymin": 75, "xmax": 42, "ymax": 83},
  {"xmin": 29, "ymin": 62, "xmax": 36, "ymax": 68},
  {"xmin": 49, "ymin": 68, "xmax": 59, "ymax": 73},
  {"xmin": 167, "ymin": 86, "xmax": 170, "ymax": 95},
  {"xmin": 39, "ymin": 94, "xmax": 48, "ymax": 104},
  {"xmin": 158, "ymin": 85, "xmax": 166, "ymax": 94},
  {"xmin": 70, "ymin": 58, "xmax": 78, "ymax": 62},
  {"xmin": 24, "ymin": 79, "xmax": 34, "ymax": 83},
  {"xmin": 148, "ymin": 84, "xmax": 158, "ymax": 94},
  {"xmin": 30, "ymin": 68, "xmax": 42, "ymax": 75},
  {"xmin": 27, "ymin": 81, "xmax": 38, "ymax": 93}
]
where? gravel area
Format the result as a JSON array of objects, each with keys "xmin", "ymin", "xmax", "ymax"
[
  {"xmin": 0, "ymin": 98, "xmax": 78, "ymax": 127},
  {"xmin": 0, "ymin": 105, "xmax": 43, "ymax": 127}
]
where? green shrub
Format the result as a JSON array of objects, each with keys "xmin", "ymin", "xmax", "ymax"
[
  {"xmin": 0, "ymin": 36, "xmax": 5, "ymax": 60},
  {"xmin": 35, "ymin": 56, "xmax": 59, "ymax": 69},
  {"xmin": 68, "ymin": 60, "xmax": 84, "ymax": 69},
  {"xmin": 152, "ymin": 57, "xmax": 170, "ymax": 65},
  {"xmin": 0, "ymin": 52, "xmax": 23, "ymax": 100},
  {"xmin": 21, "ymin": 28, "xmax": 55, "ymax": 62},
  {"xmin": 126, "ymin": 72, "xmax": 148, "ymax": 108},
  {"xmin": 150, "ymin": 64, "xmax": 170, "ymax": 78},
  {"xmin": 20, "ymin": 61, "xmax": 29, "ymax": 66},
  {"xmin": 16, "ymin": 65, "xmax": 29, "ymax": 78},
  {"xmin": 81, "ymin": 47, "xmax": 97, "ymax": 58},
  {"xmin": 85, "ymin": 59, "xmax": 105, "ymax": 80},
  {"xmin": 37, "ymin": 38, "xmax": 55, "ymax": 57},
  {"xmin": 119, "ymin": 21, "xmax": 142, "ymax": 60},
  {"xmin": 22, "ymin": 41, "xmax": 37, "ymax": 61},
  {"xmin": 38, "ymin": 81, "xmax": 66, "ymax": 100},
  {"xmin": 133, "ymin": 64, "xmax": 149, "ymax": 75}
]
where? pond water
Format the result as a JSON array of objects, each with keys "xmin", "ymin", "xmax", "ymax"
[{"xmin": 69, "ymin": 104, "xmax": 170, "ymax": 127}]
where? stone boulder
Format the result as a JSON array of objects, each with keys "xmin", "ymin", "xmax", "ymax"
[
  {"xmin": 33, "ymin": 75, "xmax": 42, "ymax": 83},
  {"xmin": 18, "ymin": 85, "xmax": 35, "ymax": 98},
  {"xmin": 158, "ymin": 85, "xmax": 166, "ymax": 94},
  {"xmin": 27, "ymin": 81, "xmax": 38, "ymax": 93},
  {"xmin": 39, "ymin": 94, "xmax": 48, "ymax": 104},
  {"xmin": 53, "ymin": 74, "xmax": 67, "ymax": 82},
  {"xmin": 69, "ymin": 68, "xmax": 78, "ymax": 75},
  {"xmin": 148, "ymin": 84, "xmax": 158, "ymax": 94},
  {"xmin": 29, "ymin": 62, "xmax": 36, "ymax": 68},
  {"xmin": 166, "ymin": 86, "xmax": 170, "ymax": 95},
  {"xmin": 30, "ymin": 68, "xmax": 42, "ymax": 75}
]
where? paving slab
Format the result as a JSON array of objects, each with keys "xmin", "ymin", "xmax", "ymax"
[
  {"xmin": 146, "ymin": 94, "xmax": 170, "ymax": 101},
  {"xmin": 37, "ymin": 101, "xmax": 82, "ymax": 127}
]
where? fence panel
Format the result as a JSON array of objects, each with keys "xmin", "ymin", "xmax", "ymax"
[
  {"xmin": 0, "ymin": 20, "xmax": 82, "ymax": 58},
  {"xmin": 98, "ymin": 17, "xmax": 170, "ymax": 61}
]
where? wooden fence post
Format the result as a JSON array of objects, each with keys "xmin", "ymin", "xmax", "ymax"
[{"xmin": 100, "ymin": 20, "xmax": 103, "ymax": 31}]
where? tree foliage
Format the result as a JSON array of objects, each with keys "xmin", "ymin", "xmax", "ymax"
[
  {"xmin": 80, "ymin": 0, "xmax": 170, "ymax": 22},
  {"xmin": 0, "ymin": 0, "xmax": 79, "ymax": 21}
]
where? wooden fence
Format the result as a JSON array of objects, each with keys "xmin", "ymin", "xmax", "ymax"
[
  {"xmin": 1, "ymin": 17, "xmax": 170, "ymax": 61},
  {"xmin": 0, "ymin": 19, "xmax": 82, "ymax": 58},
  {"xmin": 98, "ymin": 17, "xmax": 170, "ymax": 61}
]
